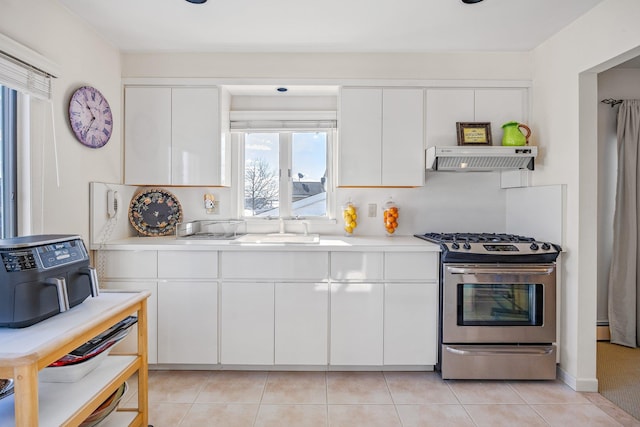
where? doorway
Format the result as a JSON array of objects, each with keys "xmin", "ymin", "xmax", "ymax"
[{"xmin": 594, "ymin": 59, "xmax": 640, "ymax": 421}]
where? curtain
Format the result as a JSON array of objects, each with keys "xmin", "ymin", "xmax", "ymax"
[{"xmin": 608, "ymin": 100, "xmax": 640, "ymax": 348}]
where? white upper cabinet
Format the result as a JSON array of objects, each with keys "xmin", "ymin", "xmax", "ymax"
[
  {"xmin": 339, "ymin": 88, "xmax": 382, "ymax": 186},
  {"xmin": 125, "ymin": 86, "xmax": 228, "ymax": 186},
  {"xmin": 382, "ymin": 89, "xmax": 425, "ymax": 186},
  {"xmin": 338, "ymin": 87, "xmax": 424, "ymax": 187},
  {"xmin": 425, "ymin": 88, "xmax": 527, "ymax": 147},
  {"xmin": 124, "ymin": 87, "xmax": 172, "ymax": 185}
]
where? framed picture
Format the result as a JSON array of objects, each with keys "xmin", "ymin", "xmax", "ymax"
[{"xmin": 456, "ymin": 122, "xmax": 492, "ymax": 146}]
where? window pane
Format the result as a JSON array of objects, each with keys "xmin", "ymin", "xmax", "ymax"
[
  {"xmin": 244, "ymin": 133, "xmax": 279, "ymax": 216},
  {"xmin": 291, "ymin": 132, "xmax": 327, "ymax": 217}
]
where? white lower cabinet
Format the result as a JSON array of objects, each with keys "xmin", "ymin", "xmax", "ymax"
[
  {"xmin": 330, "ymin": 282, "xmax": 384, "ymax": 365},
  {"xmin": 384, "ymin": 282, "xmax": 438, "ymax": 365},
  {"xmin": 220, "ymin": 282, "xmax": 274, "ymax": 365},
  {"xmin": 158, "ymin": 281, "xmax": 218, "ymax": 364},
  {"xmin": 275, "ymin": 282, "xmax": 328, "ymax": 365},
  {"xmin": 101, "ymin": 281, "xmax": 158, "ymax": 364},
  {"xmin": 99, "ymin": 248, "xmax": 439, "ymax": 369}
]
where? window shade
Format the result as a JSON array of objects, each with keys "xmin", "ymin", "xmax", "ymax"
[
  {"xmin": 0, "ymin": 51, "xmax": 53, "ymax": 100},
  {"xmin": 229, "ymin": 110, "xmax": 337, "ymax": 131},
  {"xmin": 230, "ymin": 120, "xmax": 337, "ymax": 130}
]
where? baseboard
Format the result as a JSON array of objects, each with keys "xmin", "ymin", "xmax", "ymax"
[
  {"xmin": 557, "ymin": 366, "xmax": 599, "ymax": 392},
  {"xmin": 597, "ymin": 325, "xmax": 611, "ymax": 341}
]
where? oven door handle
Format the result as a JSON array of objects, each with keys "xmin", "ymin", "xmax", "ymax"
[
  {"xmin": 444, "ymin": 345, "xmax": 555, "ymax": 356},
  {"xmin": 447, "ymin": 266, "xmax": 555, "ymax": 275}
]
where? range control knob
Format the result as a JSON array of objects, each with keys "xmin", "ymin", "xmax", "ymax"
[
  {"xmin": 541, "ymin": 242, "xmax": 551, "ymax": 250},
  {"xmin": 463, "ymin": 242, "xmax": 471, "ymax": 250},
  {"xmin": 451, "ymin": 242, "xmax": 460, "ymax": 250},
  {"xmin": 530, "ymin": 242, "xmax": 539, "ymax": 251}
]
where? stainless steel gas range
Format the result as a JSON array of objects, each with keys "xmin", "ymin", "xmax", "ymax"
[{"xmin": 414, "ymin": 232, "xmax": 562, "ymax": 380}]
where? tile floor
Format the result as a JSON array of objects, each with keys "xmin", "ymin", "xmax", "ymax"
[{"xmin": 121, "ymin": 370, "xmax": 640, "ymax": 427}]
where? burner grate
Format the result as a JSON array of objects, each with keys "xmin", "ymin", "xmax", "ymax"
[{"xmin": 419, "ymin": 232, "xmax": 535, "ymax": 244}]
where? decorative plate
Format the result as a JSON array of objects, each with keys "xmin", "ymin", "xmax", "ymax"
[{"xmin": 128, "ymin": 188, "xmax": 183, "ymax": 236}]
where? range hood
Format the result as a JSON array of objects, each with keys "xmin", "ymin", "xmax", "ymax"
[{"xmin": 426, "ymin": 146, "xmax": 537, "ymax": 172}]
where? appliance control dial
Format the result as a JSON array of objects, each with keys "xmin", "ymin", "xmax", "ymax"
[
  {"xmin": 541, "ymin": 242, "xmax": 551, "ymax": 250},
  {"xmin": 530, "ymin": 243, "xmax": 539, "ymax": 250},
  {"xmin": 463, "ymin": 242, "xmax": 471, "ymax": 250},
  {"xmin": 451, "ymin": 242, "xmax": 460, "ymax": 250}
]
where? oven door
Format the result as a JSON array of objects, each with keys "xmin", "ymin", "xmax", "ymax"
[{"xmin": 442, "ymin": 263, "xmax": 556, "ymax": 344}]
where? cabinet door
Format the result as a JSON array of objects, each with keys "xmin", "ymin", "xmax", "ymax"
[
  {"xmin": 475, "ymin": 88, "xmax": 527, "ymax": 145},
  {"xmin": 338, "ymin": 88, "xmax": 383, "ymax": 186},
  {"xmin": 425, "ymin": 88, "xmax": 474, "ymax": 147},
  {"xmin": 220, "ymin": 282, "xmax": 274, "ymax": 364},
  {"xmin": 382, "ymin": 88, "xmax": 425, "ymax": 186},
  {"xmin": 157, "ymin": 281, "xmax": 218, "ymax": 364},
  {"xmin": 158, "ymin": 251, "xmax": 218, "ymax": 279},
  {"xmin": 171, "ymin": 87, "xmax": 222, "ymax": 185},
  {"xmin": 101, "ymin": 281, "xmax": 158, "ymax": 364},
  {"xmin": 124, "ymin": 87, "xmax": 172, "ymax": 185},
  {"xmin": 221, "ymin": 251, "xmax": 328, "ymax": 280},
  {"xmin": 330, "ymin": 252, "xmax": 383, "ymax": 281},
  {"xmin": 99, "ymin": 250, "xmax": 157, "ymax": 279},
  {"xmin": 384, "ymin": 282, "xmax": 438, "ymax": 365},
  {"xmin": 330, "ymin": 282, "xmax": 383, "ymax": 365},
  {"xmin": 384, "ymin": 252, "xmax": 438, "ymax": 282},
  {"xmin": 275, "ymin": 282, "xmax": 328, "ymax": 365}
]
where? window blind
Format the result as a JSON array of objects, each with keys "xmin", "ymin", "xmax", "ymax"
[
  {"xmin": 0, "ymin": 51, "xmax": 53, "ymax": 100},
  {"xmin": 229, "ymin": 110, "xmax": 337, "ymax": 131}
]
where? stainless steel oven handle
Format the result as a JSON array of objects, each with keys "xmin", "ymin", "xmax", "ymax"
[
  {"xmin": 445, "ymin": 346, "xmax": 554, "ymax": 356},
  {"xmin": 447, "ymin": 266, "xmax": 555, "ymax": 275}
]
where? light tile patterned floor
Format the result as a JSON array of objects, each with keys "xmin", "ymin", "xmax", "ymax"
[{"xmin": 121, "ymin": 370, "xmax": 640, "ymax": 427}]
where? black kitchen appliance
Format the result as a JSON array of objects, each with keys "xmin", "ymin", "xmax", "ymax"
[
  {"xmin": 0, "ymin": 235, "xmax": 99, "ymax": 328},
  {"xmin": 414, "ymin": 232, "xmax": 561, "ymax": 380}
]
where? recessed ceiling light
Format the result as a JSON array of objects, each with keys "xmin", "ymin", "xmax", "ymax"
[
  {"xmin": 185, "ymin": 0, "xmax": 207, "ymax": 4},
  {"xmin": 461, "ymin": 0, "xmax": 483, "ymax": 3},
  {"xmin": 276, "ymin": 87, "xmax": 288, "ymax": 93}
]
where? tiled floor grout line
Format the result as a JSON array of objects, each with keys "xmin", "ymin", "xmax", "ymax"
[
  {"xmin": 505, "ymin": 382, "xmax": 553, "ymax": 426},
  {"xmin": 381, "ymin": 371, "xmax": 405, "ymax": 426},
  {"xmin": 325, "ymin": 371, "xmax": 329, "ymax": 427},
  {"xmin": 444, "ymin": 380, "xmax": 481, "ymax": 427},
  {"xmin": 251, "ymin": 370, "xmax": 269, "ymax": 427}
]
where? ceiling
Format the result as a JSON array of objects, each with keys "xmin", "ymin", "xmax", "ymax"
[{"xmin": 57, "ymin": 0, "xmax": 604, "ymax": 53}]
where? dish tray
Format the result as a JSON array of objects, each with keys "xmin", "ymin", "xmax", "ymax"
[{"xmin": 176, "ymin": 220, "xmax": 246, "ymax": 240}]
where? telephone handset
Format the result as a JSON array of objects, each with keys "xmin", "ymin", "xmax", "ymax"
[{"xmin": 107, "ymin": 190, "xmax": 121, "ymax": 219}]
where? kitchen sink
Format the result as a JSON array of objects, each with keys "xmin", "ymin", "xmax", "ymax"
[{"xmin": 234, "ymin": 233, "xmax": 320, "ymax": 244}]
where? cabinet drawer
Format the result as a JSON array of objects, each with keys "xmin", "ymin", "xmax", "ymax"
[
  {"xmin": 330, "ymin": 252, "xmax": 383, "ymax": 280},
  {"xmin": 158, "ymin": 251, "xmax": 218, "ymax": 278},
  {"xmin": 384, "ymin": 252, "xmax": 438, "ymax": 281},
  {"xmin": 100, "ymin": 250, "xmax": 157, "ymax": 279},
  {"xmin": 221, "ymin": 251, "xmax": 328, "ymax": 280}
]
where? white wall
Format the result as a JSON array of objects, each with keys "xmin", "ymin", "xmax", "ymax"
[
  {"xmin": 596, "ymin": 68, "xmax": 640, "ymax": 324},
  {"xmin": 531, "ymin": 0, "xmax": 640, "ymax": 391},
  {"xmin": 0, "ymin": 0, "xmax": 122, "ymax": 244}
]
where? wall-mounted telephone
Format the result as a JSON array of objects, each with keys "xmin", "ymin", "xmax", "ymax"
[{"xmin": 107, "ymin": 190, "xmax": 121, "ymax": 219}]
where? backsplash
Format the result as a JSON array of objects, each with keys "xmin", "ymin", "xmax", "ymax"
[{"xmin": 91, "ymin": 171, "xmax": 508, "ymax": 246}]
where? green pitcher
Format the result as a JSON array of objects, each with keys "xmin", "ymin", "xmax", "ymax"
[{"xmin": 501, "ymin": 121, "xmax": 531, "ymax": 146}]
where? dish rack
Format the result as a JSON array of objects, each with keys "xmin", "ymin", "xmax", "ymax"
[{"xmin": 176, "ymin": 220, "xmax": 246, "ymax": 240}]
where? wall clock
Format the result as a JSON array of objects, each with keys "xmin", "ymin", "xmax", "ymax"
[{"xmin": 68, "ymin": 86, "xmax": 113, "ymax": 148}]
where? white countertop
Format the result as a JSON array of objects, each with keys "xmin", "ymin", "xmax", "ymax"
[{"xmin": 92, "ymin": 234, "xmax": 441, "ymax": 252}]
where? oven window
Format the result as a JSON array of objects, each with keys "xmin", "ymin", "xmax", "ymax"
[{"xmin": 457, "ymin": 283, "xmax": 543, "ymax": 326}]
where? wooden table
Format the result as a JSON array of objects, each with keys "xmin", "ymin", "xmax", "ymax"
[{"xmin": 0, "ymin": 291, "xmax": 150, "ymax": 426}]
